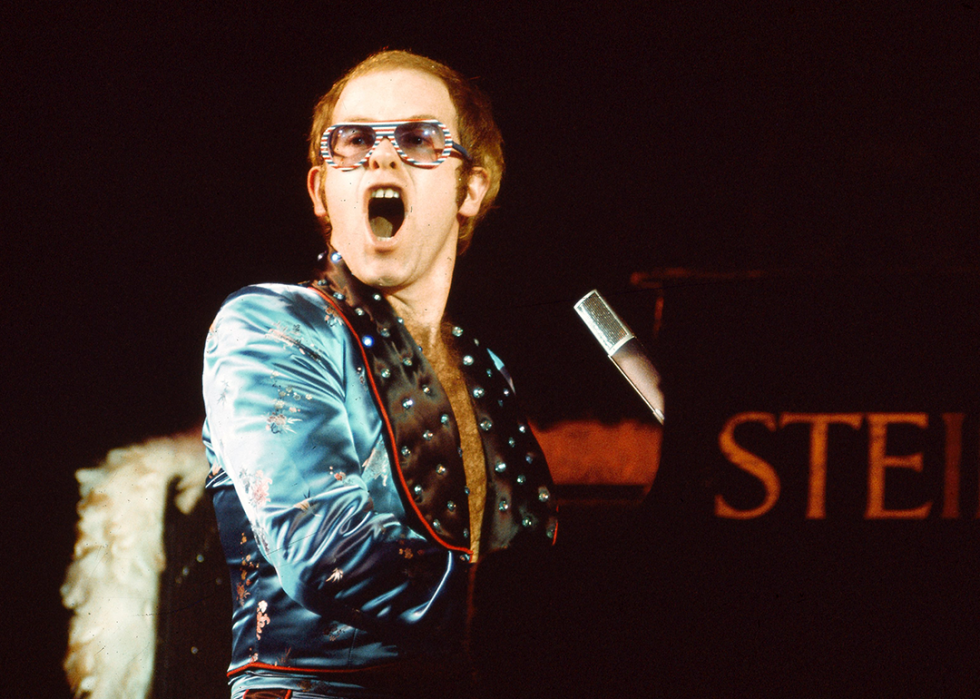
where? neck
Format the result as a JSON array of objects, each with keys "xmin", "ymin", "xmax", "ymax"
[
  {"xmin": 386, "ymin": 285, "xmax": 449, "ymax": 355},
  {"xmin": 383, "ymin": 240, "xmax": 457, "ymax": 353}
]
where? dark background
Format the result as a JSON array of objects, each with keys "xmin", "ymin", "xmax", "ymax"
[{"xmin": 4, "ymin": 2, "xmax": 978, "ymax": 697}]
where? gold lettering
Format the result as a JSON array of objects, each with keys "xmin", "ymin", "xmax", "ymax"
[
  {"xmin": 942, "ymin": 413, "xmax": 963, "ymax": 519},
  {"xmin": 716, "ymin": 412, "xmax": 780, "ymax": 519},
  {"xmin": 865, "ymin": 413, "xmax": 931, "ymax": 519},
  {"xmin": 780, "ymin": 413, "xmax": 863, "ymax": 519}
]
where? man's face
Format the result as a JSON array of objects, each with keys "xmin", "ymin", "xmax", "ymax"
[{"xmin": 308, "ymin": 68, "xmax": 486, "ymax": 298}]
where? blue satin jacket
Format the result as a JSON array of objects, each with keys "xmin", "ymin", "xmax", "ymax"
[{"xmin": 203, "ymin": 252, "xmax": 557, "ymax": 698}]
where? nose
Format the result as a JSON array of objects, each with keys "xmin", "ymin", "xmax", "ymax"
[{"xmin": 368, "ymin": 137, "xmax": 400, "ymax": 170}]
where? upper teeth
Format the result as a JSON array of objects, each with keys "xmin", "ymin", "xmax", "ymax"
[{"xmin": 371, "ymin": 188, "xmax": 401, "ymax": 199}]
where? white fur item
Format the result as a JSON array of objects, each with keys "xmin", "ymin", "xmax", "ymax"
[{"xmin": 61, "ymin": 430, "xmax": 209, "ymax": 699}]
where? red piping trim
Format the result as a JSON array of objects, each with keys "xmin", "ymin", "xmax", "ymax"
[
  {"xmin": 228, "ymin": 659, "xmax": 424, "ymax": 678},
  {"xmin": 308, "ymin": 285, "xmax": 471, "ymax": 554}
]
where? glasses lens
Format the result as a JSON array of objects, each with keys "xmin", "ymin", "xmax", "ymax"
[
  {"xmin": 330, "ymin": 125, "xmax": 377, "ymax": 167},
  {"xmin": 395, "ymin": 122, "xmax": 447, "ymax": 163}
]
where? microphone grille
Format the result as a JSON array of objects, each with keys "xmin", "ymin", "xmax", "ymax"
[{"xmin": 574, "ymin": 290, "xmax": 634, "ymax": 355}]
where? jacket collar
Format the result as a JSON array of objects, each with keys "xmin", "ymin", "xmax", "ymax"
[{"xmin": 308, "ymin": 249, "xmax": 558, "ymax": 555}]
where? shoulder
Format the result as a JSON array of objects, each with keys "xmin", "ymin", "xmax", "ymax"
[
  {"xmin": 210, "ymin": 283, "xmax": 347, "ymax": 334},
  {"xmin": 215, "ymin": 283, "xmax": 335, "ymax": 324},
  {"xmin": 206, "ymin": 283, "xmax": 350, "ymax": 356}
]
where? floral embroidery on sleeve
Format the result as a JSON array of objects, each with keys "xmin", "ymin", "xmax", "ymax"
[
  {"xmin": 266, "ymin": 322, "xmax": 304, "ymax": 350},
  {"xmin": 265, "ymin": 321, "xmax": 326, "ymax": 362},
  {"xmin": 324, "ymin": 622, "xmax": 353, "ymax": 642},
  {"xmin": 235, "ymin": 469, "xmax": 273, "ymax": 555},
  {"xmin": 236, "ymin": 536, "xmax": 260, "ymax": 607},
  {"xmin": 361, "ymin": 443, "xmax": 390, "ymax": 486},
  {"xmin": 256, "ymin": 600, "xmax": 271, "ymax": 639},
  {"xmin": 246, "ymin": 470, "xmax": 272, "ymax": 510},
  {"xmin": 265, "ymin": 370, "xmax": 309, "ymax": 434},
  {"xmin": 236, "ymin": 581, "xmax": 251, "ymax": 606},
  {"xmin": 205, "ymin": 320, "xmax": 219, "ymax": 354},
  {"xmin": 323, "ymin": 303, "xmax": 339, "ymax": 327}
]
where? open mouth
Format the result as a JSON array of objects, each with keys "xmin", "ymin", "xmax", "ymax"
[{"xmin": 368, "ymin": 188, "xmax": 405, "ymax": 239}]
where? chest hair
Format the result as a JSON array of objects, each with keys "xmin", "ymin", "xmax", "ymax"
[{"xmin": 427, "ymin": 336, "xmax": 488, "ymax": 561}]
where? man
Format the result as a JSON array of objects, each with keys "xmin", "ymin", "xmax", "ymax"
[{"xmin": 203, "ymin": 50, "xmax": 558, "ymax": 699}]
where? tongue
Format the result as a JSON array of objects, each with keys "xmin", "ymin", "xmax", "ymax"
[
  {"xmin": 370, "ymin": 215, "xmax": 396, "ymax": 238},
  {"xmin": 369, "ymin": 199, "xmax": 404, "ymax": 239}
]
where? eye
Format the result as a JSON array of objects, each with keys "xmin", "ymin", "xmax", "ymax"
[
  {"xmin": 332, "ymin": 125, "xmax": 375, "ymax": 150},
  {"xmin": 397, "ymin": 122, "xmax": 444, "ymax": 156}
]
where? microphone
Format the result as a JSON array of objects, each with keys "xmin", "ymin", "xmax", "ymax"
[{"xmin": 574, "ymin": 290, "xmax": 665, "ymax": 424}]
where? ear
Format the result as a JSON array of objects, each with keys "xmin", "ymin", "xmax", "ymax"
[
  {"xmin": 307, "ymin": 166, "xmax": 328, "ymax": 217},
  {"xmin": 458, "ymin": 167, "xmax": 490, "ymax": 219}
]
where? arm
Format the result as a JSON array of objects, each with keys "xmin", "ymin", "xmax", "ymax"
[{"xmin": 204, "ymin": 285, "xmax": 450, "ymax": 626}]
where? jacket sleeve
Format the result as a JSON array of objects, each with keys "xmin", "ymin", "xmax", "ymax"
[{"xmin": 203, "ymin": 284, "xmax": 453, "ymax": 628}]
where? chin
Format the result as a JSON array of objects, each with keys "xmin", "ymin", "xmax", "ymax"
[{"xmin": 349, "ymin": 258, "xmax": 407, "ymax": 290}]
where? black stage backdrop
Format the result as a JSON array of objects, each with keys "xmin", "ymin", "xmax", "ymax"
[{"xmin": 3, "ymin": 3, "xmax": 977, "ymax": 697}]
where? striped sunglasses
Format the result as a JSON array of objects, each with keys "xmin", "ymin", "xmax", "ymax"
[{"xmin": 320, "ymin": 120, "xmax": 471, "ymax": 170}]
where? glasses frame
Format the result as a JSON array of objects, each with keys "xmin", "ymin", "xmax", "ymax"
[{"xmin": 320, "ymin": 119, "xmax": 472, "ymax": 171}]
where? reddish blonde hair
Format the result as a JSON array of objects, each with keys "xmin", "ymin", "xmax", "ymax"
[{"xmin": 308, "ymin": 50, "xmax": 504, "ymax": 254}]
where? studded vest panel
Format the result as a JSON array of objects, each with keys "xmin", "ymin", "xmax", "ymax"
[{"xmin": 308, "ymin": 250, "xmax": 558, "ymax": 555}]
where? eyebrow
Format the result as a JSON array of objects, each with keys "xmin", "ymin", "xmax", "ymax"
[{"xmin": 341, "ymin": 114, "xmax": 441, "ymax": 123}]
